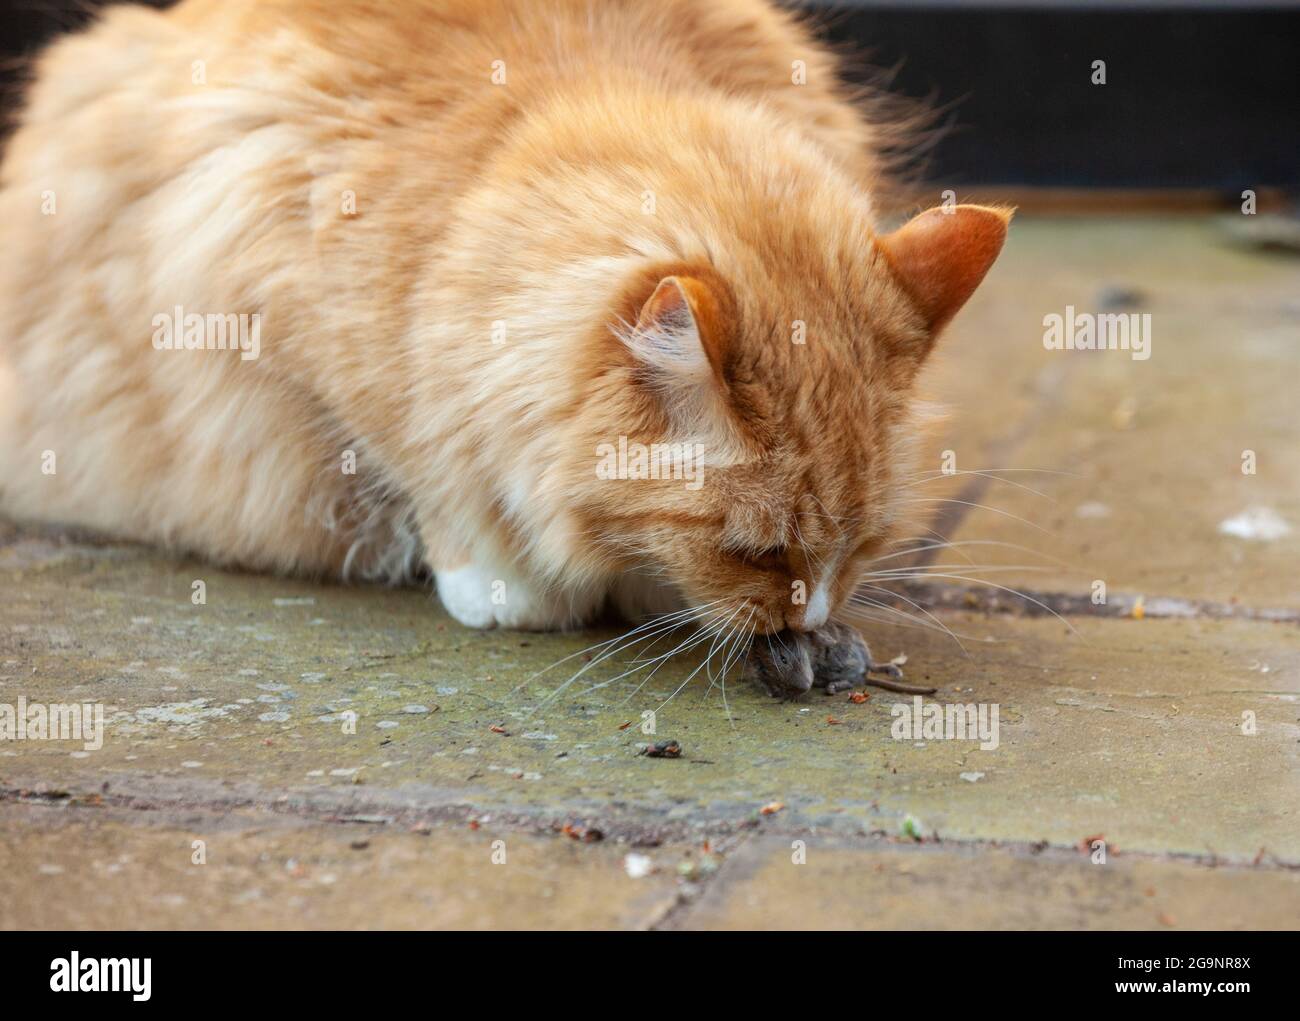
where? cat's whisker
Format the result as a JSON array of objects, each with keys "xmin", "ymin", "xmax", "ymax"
[
  {"xmin": 769, "ymin": 626, "xmax": 795, "ymax": 656},
  {"xmin": 510, "ymin": 597, "xmax": 715, "ymax": 697},
  {"xmin": 703, "ymin": 603, "xmax": 746, "ymax": 676},
  {"xmin": 647, "ymin": 603, "xmax": 745, "ymax": 714},
  {"xmin": 845, "ymin": 593, "xmax": 967, "ymax": 641},
  {"xmin": 615, "ymin": 607, "xmax": 739, "ymax": 707},
  {"xmin": 809, "ymin": 493, "xmax": 851, "ymax": 539},
  {"xmin": 868, "ymin": 571, "xmax": 1082, "ymax": 635},
  {"xmin": 866, "ymin": 538, "xmax": 1069, "ymax": 569},
  {"xmin": 575, "ymin": 619, "xmax": 721, "ymax": 696},
  {"xmin": 567, "ymin": 613, "xmax": 710, "ymax": 698},
  {"xmin": 798, "ymin": 510, "xmax": 869, "ymax": 528},
  {"xmin": 842, "ymin": 599, "xmax": 989, "ymax": 646},
  {"xmin": 711, "ymin": 606, "xmax": 756, "ymax": 729},
  {"xmin": 886, "ymin": 524, "xmax": 980, "ymax": 565},
  {"xmin": 841, "ymin": 604, "xmax": 928, "ymax": 632},
  {"xmin": 863, "ymin": 564, "xmax": 1056, "ymax": 577},
  {"xmin": 706, "ymin": 604, "xmax": 754, "ymax": 696},
  {"xmin": 595, "ymin": 602, "xmax": 744, "ymax": 701},
  {"xmin": 518, "ymin": 599, "xmax": 724, "ymax": 712},
  {"xmin": 901, "ymin": 471, "xmax": 1052, "ymax": 502},
  {"xmin": 852, "ymin": 584, "xmax": 970, "ymax": 654},
  {"xmin": 901, "ymin": 466, "xmax": 1081, "ymax": 481},
  {"xmin": 621, "ymin": 609, "xmax": 733, "ymax": 668},
  {"xmin": 791, "ymin": 514, "xmax": 825, "ymax": 576},
  {"xmin": 901, "ymin": 497, "xmax": 1056, "ymax": 537}
]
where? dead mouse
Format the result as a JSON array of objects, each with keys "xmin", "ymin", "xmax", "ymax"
[
  {"xmin": 742, "ymin": 631, "xmax": 815, "ymax": 698},
  {"xmin": 743, "ymin": 621, "xmax": 936, "ymax": 699}
]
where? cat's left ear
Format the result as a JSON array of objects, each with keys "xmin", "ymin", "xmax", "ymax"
[
  {"xmin": 618, "ymin": 267, "xmax": 747, "ymax": 451},
  {"xmin": 627, "ymin": 272, "xmax": 730, "ymax": 389},
  {"xmin": 876, "ymin": 204, "xmax": 1013, "ymax": 336}
]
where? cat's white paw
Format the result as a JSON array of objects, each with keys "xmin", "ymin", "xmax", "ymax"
[{"xmin": 435, "ymin": 563, "xmax": 595, "ymax": 631}]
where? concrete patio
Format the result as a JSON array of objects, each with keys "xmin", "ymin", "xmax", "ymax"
[{"xmin": 2, "ymin": 214, "xmax": 1298, "ymax": 929}]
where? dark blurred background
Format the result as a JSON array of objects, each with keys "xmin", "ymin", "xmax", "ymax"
[
  {"xmin": 1, "ymin": 0, "xmax": 1297, "ymax": 191},
  {"xmin": 820, "ymin": 1, "xmax": 1300, "ymax": 191}
]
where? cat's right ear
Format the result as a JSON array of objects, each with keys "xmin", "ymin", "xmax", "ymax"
[{"xmin": 876, "ymin": 204, "xmax": 1012, "ymax": 337}]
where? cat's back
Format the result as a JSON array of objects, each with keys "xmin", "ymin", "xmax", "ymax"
[{"xmin": 4, "ymin": 0, "xmax": 870, "ymax": 237}]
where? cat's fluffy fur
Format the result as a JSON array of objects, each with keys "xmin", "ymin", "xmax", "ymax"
[{"xmin": 0, "ymin": 0, "xmax": 1008, "ymax": 632}]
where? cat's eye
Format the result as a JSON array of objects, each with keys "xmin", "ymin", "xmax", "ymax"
[{"xmin": 745, "ymin": 543, "xmax": 789, "ymax": 565}]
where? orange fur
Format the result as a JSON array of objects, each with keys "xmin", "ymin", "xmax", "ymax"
[{"xmin": 0, "ymin": 0, "xmax": 1007, "ymax": 632}]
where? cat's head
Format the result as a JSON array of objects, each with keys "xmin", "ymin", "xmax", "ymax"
[{"xmin": 572, "ymin": 204, "xmax": 1010, "ymax": 634}]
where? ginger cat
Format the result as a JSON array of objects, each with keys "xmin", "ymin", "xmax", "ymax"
[{"xmin": 0, "ymin": 0, "xmax": 1008, "ymax": 636}]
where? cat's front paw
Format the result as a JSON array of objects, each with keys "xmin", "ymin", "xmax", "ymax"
[{"xmin": 434, "ymin": 563, "xmax": 593, "ymax": 631}]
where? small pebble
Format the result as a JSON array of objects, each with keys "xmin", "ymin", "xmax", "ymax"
[{"xmin": 639, "ymin": 739, "xmax": 682, "ymax": 758}]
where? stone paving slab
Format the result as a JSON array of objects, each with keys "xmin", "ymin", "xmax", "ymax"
[
  {"xmin": 5, "ymin": 797, "xmax": 1294, "ymax": 930},
  {"xmin": 0, "ymin": 802, "xmax": 685, "ymax": 930},
  {"xmin": 669, "ymin": 837, "xmax": 1300, "ymax": 931},
  {"xmin": 3, "ymin": 534, "xmax": 1296, "ymax": 864}
]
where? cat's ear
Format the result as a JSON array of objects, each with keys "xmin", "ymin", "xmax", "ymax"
[
  {"xmin": 877, "ymin": 205, "xmax": 1012, "ymax": 335},
  {"xmin": 620, "ymin": 269, "xmax": 738, "ymax": 444},
  {"xmin": 627, "ymin": 274, "xmax": 729, "ymax": 389}
]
